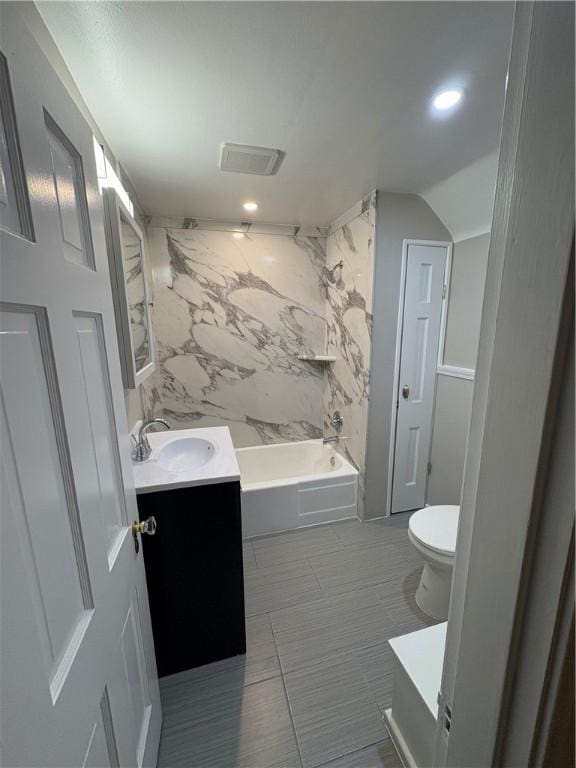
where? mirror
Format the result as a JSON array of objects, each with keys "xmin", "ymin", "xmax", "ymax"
[{"xmin": 103, "ymin": 187, "xmax": 155, "ymax": 388}]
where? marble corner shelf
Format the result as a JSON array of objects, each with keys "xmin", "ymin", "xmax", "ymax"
[{"xmin": 297, "ymin": 354, "xmax": 338, "ymax": 363}]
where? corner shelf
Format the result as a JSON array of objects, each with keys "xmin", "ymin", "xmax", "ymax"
[{"xmin": 297, "ymin": 355, "xmax": 338, "ymax": 363}]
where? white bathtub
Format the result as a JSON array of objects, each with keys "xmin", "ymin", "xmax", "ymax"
[{"xmin": 236, "ymin": 439, "xmax": 358, "ymax": 538}]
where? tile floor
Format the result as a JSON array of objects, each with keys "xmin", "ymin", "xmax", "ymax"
[{"xmin": 158, "ymin": 513, "xmax": 437, "ymax": 768}]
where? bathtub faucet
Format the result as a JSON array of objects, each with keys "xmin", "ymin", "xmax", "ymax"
[
  {"xmin": 330, "ymin": 411, "xmax": 343, "ymax": 432},
  {"xmin": 323, "ymin": 435, "xmax": 340, "ymax": 445}
]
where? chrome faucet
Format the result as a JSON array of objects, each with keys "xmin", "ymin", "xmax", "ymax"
[
  {"xmin": 323, "ymin": 435, "xmax": 340, "ymax": 445},
  {"xmin": 132, "ymin": 418, "xmax": 170, "ymax": 462},
  {"xmin": 330, "ymin": 411, "xmax": 343, "ymax": 432}
]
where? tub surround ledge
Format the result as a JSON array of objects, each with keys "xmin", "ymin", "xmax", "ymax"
[{"xmin": 133, "ymin": 425, "xmax": 240, "ymax": 494}]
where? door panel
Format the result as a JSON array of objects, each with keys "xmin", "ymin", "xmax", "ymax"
[
  {"xmin": 392, "ymin": 243, "xmax": 448, "ymax": 513},
  {"xmin": 413, "ymin": 316, "xmax": 429, "ymax": 399},
  {"xmin": 108, "ymin": 592, "xmax": 153, "ymax": 768},
  {"xmin": 0, "ymin": 50, "xmax": 34, "ymax": 240},
  {"xmin": 74, "ymin": 312, "xmax": 128, "ymax": 564},
  {"xmin": 44, "ymin": 111, "xmax": 95, "ymax": 269},
  {"xmin": 0, "ymin": 307, "xmax": 93, "ymax": 679},
  {"xmin": 405, "ymin": 425, "xmax": 420, "ymax": 486},
  {"xmin": 82, "ymin": 693, "xmax": 119, "ymax": 768},
  {"xmin": 0, "ymin": 8, "xmax": 161, "ymax": 766}
]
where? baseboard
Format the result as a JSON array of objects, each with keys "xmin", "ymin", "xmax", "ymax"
[{"xmin": 383, "ymin": 708, "xmax": 419, "ymax": 768}]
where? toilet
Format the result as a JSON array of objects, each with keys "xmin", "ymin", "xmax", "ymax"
[{"xmin": 408, "ymin": 505, "xmax": 460, "ymax": 621}]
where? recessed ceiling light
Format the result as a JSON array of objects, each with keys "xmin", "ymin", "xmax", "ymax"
[
  {"xmin": 432, "ymin": 89, "xmax": 464, "ymax": 111},
  {"xmin": 243, "ymin": 201, "xmax": 258, "ymax": 212}
]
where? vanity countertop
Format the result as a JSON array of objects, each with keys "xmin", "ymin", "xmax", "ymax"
[
  {"xmin": 132, "ymin": 425, "xmax": 241, "ymax": 495},
  {"xmin": 389, "ymin": 621, "xmax": 447, "ymax": 717}
]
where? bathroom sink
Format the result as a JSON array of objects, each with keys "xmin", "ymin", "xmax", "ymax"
[{"xmin": 156, "ymin": 437, "xmax": 216, "ymax": 473}]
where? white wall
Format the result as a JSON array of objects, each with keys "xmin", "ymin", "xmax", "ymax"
[
  {"xmin": 427, "ymin": 376, "xmax": 474, "ymax": 505},
  {"xmin": 427, "ymin": 232, "xmax": 490, "ymax": 505},
  {"xmin": 443, "ymin": 233, "xmax": 490, "ymax": 369},
  {"xmin": 363, "ymin": 193, "xmax": 450, "ymax": 519},
  {"xmin": 421, "ymin": 151, "xmax": 498, "ymax": 242}
]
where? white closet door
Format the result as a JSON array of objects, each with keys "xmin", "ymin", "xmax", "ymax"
[
  {"xmin": 0, "ymin": 8, "xmax": 161, "ymax": 767},
  {"xmin": 392, "ymin": 243, "xmax": 447, "ymax": 514}
]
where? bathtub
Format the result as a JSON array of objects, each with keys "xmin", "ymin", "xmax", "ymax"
[{"xmin": 236, "ymin": 439, "xmax": 358, "ymax": 538}]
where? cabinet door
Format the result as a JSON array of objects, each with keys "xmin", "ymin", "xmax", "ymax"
[{"xmin": 139, "ymin": 482, "xmax": 246, "ymax": 676}]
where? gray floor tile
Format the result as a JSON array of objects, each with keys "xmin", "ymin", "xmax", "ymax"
[
  {"xmin": 382, "ymin": 511, "xmax": 413, "ymax": 528},
  {"xmin": 373, "ymin": 568, "xmax": 420, "ymax": 610},
  {"xmin": 244, "ymin": 558, "xmax": 323, "ymax": 616},
  {"xmin": 243, "ymin": 540, "xmax": 258, "ymax": 572},
  {"xmin": 284, "ymin": 653, "xmax": 388, "ymax": 768},
  {"xmin": 315, "ymin": 739, "xmax": 403, "ymax": 768},
  {"xmin": 309, "ymin": 541, "xmax": 412, "ymax": 596},
  {"xmin": 271, "ymin": 587, "xmax": 396, "ymax": 673},
  {"xmin": 158, "ymin": 517, "xmax": 430, "ymax": 766},
  {"xmin": 253, "ymin": 525, "xmax": 344, "ymax": 568},
  {"xmin": 355, "ymin": 642, "xmax": 395, "ymax": 713},
  {"xmin": 380, "ymin": 569, "xmax": 439, "ymax": 635},
  {"xmin": 330, "ymin": 518, "xmax": 410, "ymax": 549},
  {"xmin": 158, "ymin": 676, "xmax": 301, "ymax": 768},
  {"xmin": 392, "ymin": 537, "xmax": 426, "ymax": 568},
  {"xmin": 160, "ymin": 615, "xmax": 280, "ymax": 706}
]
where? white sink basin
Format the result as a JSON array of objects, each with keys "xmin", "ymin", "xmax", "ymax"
[
  {"xmin": 156, "ymin": 437, "xmax": 216, "ymax": 473},
  {"xmin": 133, "ymin": 426, "xmax": 239, "ymax": 494}
]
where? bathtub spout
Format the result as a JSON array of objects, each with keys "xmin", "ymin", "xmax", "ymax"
[{"xmin": 322, "ymin": 435, "xmax": 340, "ymax": 444}]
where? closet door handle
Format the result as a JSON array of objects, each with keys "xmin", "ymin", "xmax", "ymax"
[{"xmin": 402, "ymin": 385, "xmax": 410, "ymax": 400}]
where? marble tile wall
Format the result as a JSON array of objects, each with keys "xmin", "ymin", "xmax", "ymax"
[
  {"xmin": 146, "ymin": 216, "xmax": 329, "ymax": 239},
  {"xmin": 142, "ymin": 195, "xmax": 377, "ymax": 514},
  {"xmin": 141, "ymin": 224, "xmax": 328, "ymax": 447},
  {"xmin": 323, "ymin": 193, "xmax": 377, "ymax": 515}
]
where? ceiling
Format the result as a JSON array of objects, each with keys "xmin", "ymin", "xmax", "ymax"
[{"xmin": 37, "ymin": 1, "xmax": 513, "ymax": 227}]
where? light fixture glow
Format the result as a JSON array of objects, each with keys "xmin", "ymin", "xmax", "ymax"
[
  {"xmin": 243, "ymin": 201, "xmax": 258, "ymax": 212},
  {"xmin": 232, "ymin": 232, "xmax": 245, "ymax": 240},
  {"xmin": 93, "ymin": 136, "xmax": 134, "ymax": 215},
  {"xmin": 432, "ymin": 89, "xmax": 463, "ymax": 111}
]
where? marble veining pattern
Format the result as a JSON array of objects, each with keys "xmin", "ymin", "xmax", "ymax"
[
  {"xmin": 147, "ymin": 216, "xmax": 329, "ymax": 239},
  {"xmin": 323, "ymin": 192, "xmax": 377, "ymax": 515},
  {"xmin": 142, "ymin": 228, "xmax": 328, "ymax": 447}
]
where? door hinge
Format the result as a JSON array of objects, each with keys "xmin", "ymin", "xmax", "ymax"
[
  {"xmin": 437, "ymin": 691, "xmax": 452, "ymax": 738},
  {"xmin": 442, "ymin": 284, "xmax": 447, "ymax": 299},
  {"xmin": 427, "ymin": 461, "xmax": 432, "ymax": 475},
  {"xmin": 441, "ymin": 703, "xmax": 452, "ymax": 735}
]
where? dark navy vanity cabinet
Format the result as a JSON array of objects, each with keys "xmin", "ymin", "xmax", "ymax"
[{"xmin": 137, "ymin": 480, "xmax": 246, "ymax": 677}]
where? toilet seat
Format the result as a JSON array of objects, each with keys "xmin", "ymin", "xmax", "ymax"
[{"xmin": 409, "ymin": 505, "xmax": 459, "ymax": 556}]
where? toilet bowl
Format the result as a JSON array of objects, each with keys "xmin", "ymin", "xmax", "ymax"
[{"xmin": 408, "ymin": 505, "xmax": 459, "ymax": 621}]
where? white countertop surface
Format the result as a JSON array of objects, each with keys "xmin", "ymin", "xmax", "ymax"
[
  {"xmin": 389, "ymin": 622, "xmax": 447, "ymax": 717},
  {"xmin": 132, "ymin": 426, "xmax": 241, "ymax": 494}
]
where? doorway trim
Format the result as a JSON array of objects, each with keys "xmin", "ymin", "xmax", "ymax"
[
  {"xmin": 386, "ymin": 237, "xmax": 452, "ymax": 516},
  {"xmin": 433, "ymin": 1, "xmax": 574, "ymax": 764}
]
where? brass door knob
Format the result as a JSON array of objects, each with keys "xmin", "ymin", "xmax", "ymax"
[{"xmin": 132, "ymin": 516, "xmax": 157, "ymax": 554}]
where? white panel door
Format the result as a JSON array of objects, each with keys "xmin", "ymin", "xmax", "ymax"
[
  {"xmin": 392, "ymin": 243, "xmax": 448, "ymax": 514},
  {"xmin": 0, "ymin": 9, "xmax": 161, "ymax": 767}
]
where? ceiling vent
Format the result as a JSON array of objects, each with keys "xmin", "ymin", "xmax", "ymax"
[{"xmin": 220, "ymin": 143, "xmax": 283, "ymax": 176}]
